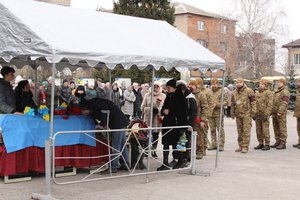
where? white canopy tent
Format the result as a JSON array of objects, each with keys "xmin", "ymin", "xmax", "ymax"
[
  {"xmin": 0, "ymin": 0, "xmax": 226, "ymax": 199},
  {"xmin": 0, "ymin": 0, "xmax": 225, "ymax": 70}
]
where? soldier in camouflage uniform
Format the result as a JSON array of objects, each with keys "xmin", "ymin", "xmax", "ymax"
[
  {"xmin": 254, "ymin": 79, "xmax": 273, "ymax": 151},
  {"xmin": 231, "ymin": 78, "xmax": 256, "ymax": 153},
  {"xmin": 208, "ymin": 78, "xmax": 228, "ymax": 151},
  {"xmin": 188, "ymin": 80, "xmax": 208, "ymax": 159},
  {"xmin": 196, "ymin": 78, "xmax": 214, "ymax": 153},
  {"xmin": 293, "ymin": 78, "xmax": 300, "ymax": 149},
  {"xmin": 271, "ymin": 78, "xmax": 290, "ymax": 150}
]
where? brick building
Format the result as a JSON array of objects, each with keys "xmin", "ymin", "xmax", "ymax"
[{"xmin": 174, "ymin": 2, "xmax": 238, "ymax": 79}]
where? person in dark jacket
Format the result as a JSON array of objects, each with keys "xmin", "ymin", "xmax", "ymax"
[
  {"xmin": 0, "ymin": 66, "xmax": 22, "ymax": 114},
  {"xmin": 132, "ymin": 82, "xmax": 143, "ymax": 119},
  {"xmin": 58, "ymin": 79, "xmax": 71, "ymax": 104},
  {"xmin": 14, "ymin": 80, "xmax": 37, "ymax": 113},
  {"xmin": 176, "ymin": 81, "xmax": 197, "ymax": 168},
  {"xmin": 157, "ymin": 79, "xmax": 186, "ymax": 171},
  {"xmin": 79, "ymin": 97, "xmax": 130, "ymax": 173}
]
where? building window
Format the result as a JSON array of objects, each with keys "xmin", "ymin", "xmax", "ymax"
[
  {"xmin": 220, "ymin": 42, "xmax": 227, "ymax": 51},
  {"xmin": 197, "ymin": 21, "xmax": 205, "ymax": 31},
  {"xmin": 196, "ymin": 39, "xmax": 207, "ymax": 48},
  {"xmin": 220, "ymin": 24, "xmax": 227, "ymax": 34},
  {"xmin": 294, "ymin": 54, "xmax": 300, "ymax": 65}
]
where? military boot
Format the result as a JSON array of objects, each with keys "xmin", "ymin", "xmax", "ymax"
[
  {"xmin": 276, "ymin": 143, "xmax": 286, "ymax": 150},
  {"xmin": 292, "ymin": 143, "xmax": 300, "ymax": 148},
  {"xmin": 254, "ymin": 144, "xmax": 264, "ymax": 150},
  {"xmin": 208, "ymin": 146, "xmax": 217, "ymax": 150},
  {"xmin": 235, "ymin": 147, "xmax": 242, "ymax": 152},
  {"xmin": 241, "ymin": 148, "xmax": 248, "ymax": 153},
  {"xmin": 270, "ymin": 141, "xmax": 280, "ymax": 148},
  {"xmin": 261, "ymin": 145, "xmax": 270, "ymax": 151}
]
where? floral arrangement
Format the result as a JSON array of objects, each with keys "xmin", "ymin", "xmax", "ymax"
[
  {"xmin": 54, "ymin": 102, "xmax": 69, "ymax": 119},
  {"xmin": 38, "ymin": 105, "xmax": 50, "ymax": 121},
  {"xmin": 176, "ymin": 132, "xmax": 188, "ymax": 152},
  {"xmin": 23, "ymin": 106, "xmax": 35, "ymax": 116}
]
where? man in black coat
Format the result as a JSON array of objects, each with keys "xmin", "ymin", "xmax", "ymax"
[
  {"xmin": 157, "ymin": 79, "xmax": 187, "ymax": 171},
  {"xmin": 79, "ymin": 96, "xmax": 130, "ymax": 173}
]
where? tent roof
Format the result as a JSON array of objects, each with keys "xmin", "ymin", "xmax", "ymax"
[{"xmin": 0, "ymin": 0, "xmax": 225, "ymax": 71}]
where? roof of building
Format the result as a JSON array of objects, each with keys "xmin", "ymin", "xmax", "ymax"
[
  {"xmin": 173, "ymin": 2, "xmax": 233, "ymax": 21},
  {"xmin": 282, "ymin": 39, "xmax": 300, "ymax": 48}
]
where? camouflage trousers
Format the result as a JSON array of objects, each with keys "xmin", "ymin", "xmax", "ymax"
[
  {"xmin": 236, "ymin": 116, "xmax": 252, "ymax": 149},
  {"xmin": 208, "ymin": 116, "xmax": 225, "ymax": 148},
  {"xmin": 255, "ymin": 116, "xmax": 270, "ymax": 145},
  {"xmin": 297, "ymin": 118, "xmax": 300, "ymax": 144},
  {"xmin": 272, "ymin": 114, "xmax": 287, "ymax": 144},
  {"xmin": 194, "ymin": 124, "xmax": 207, "ymax": 156}
]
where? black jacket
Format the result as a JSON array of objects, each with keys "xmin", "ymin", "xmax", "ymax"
[
  {"xmin": 88, "ymin": 98, "xmax": 129, "ymax": 129},
  {"xmin": 161, "ymin": 89, "xmax": 186, "ymax": 145},
  {"xmin": 0, "ymin": 78, "xmax": 16, "ymax": 113}
]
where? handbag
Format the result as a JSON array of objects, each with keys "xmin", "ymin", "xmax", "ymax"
[{"xmin": 152, "ymin": 107, "xmax": 159, "ymax": 115}]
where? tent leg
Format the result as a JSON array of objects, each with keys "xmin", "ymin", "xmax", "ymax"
[
  {"xmin": 215, "ymin": 70, "xmax": 226, "ymax": 171},
  {"xmin": 31, "ymin": 140, "xmax": 57, "ymax": 200}
]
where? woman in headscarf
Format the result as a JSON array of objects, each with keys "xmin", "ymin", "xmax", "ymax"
[
  {"xmin": 122, "ymin": 85, "xmax": 136, "ymax": 119},
  {"xmin": 110, "ymin": 82, "xmax": 122, "ymax": 108},
  {"xmin": 140, "ymin": 81, "xmax": 166, "ymax": 158}
]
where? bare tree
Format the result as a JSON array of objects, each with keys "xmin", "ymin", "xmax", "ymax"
[{"xmin": 227, "ymin": 0, "xmax": 288, "ymax": 79}]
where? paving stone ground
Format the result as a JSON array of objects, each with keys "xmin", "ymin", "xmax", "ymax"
[{"xmin": 1, "ymin": 113, "xmax": 300, "ymax": 200}]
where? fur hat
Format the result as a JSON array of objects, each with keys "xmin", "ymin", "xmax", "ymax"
[
  {"xmin": 195, "ymin": 78, "xmax": 204, "ymax": 86},
  {"xmin": 211, "ymin": 78, "xmax": 219, "ymax": 85},
  {"xmin": 166, "ymin": 79, "xmax": 176, "ymax": 89},
  {"xmin": 259, "ymin": 79, "xmax": 268, "ymax": 85},
  {"xmin": 236, "ymin": 78, "xmax": 244, "ymax": 83},
  {"xmin": 278, "ymin": 78, "xmax": 286, "ymax": 85},
  {"xmin": 189, "ymin": 80, "xmax": 197, "ymax": 86}
]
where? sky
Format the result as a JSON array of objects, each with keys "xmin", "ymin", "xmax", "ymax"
[{"xmin": 71, "ymin": 0, "xmax": 300, "ymax": 43}]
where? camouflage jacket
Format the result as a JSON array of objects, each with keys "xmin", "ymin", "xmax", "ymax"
[
  {"xmin": 211, "ymin": 88, "xmax": 228, "ymax": 117},
  {"xmin": 255, "ymin": 88, "xmax": 273, "ymax": 117},
  {"xmin": 294, "ymin": 89, "xmax": 300, "ymax": 118},
  {"xmin": 200, "ymin": 87, "xmax": 214, "ymax": 117},
  {"xmin": 231, "ymin": 84, "xmax": 256, "ymax": 118},
  {"xmin": 272, "ymin": 86, "xmax": 290, "ymax": 115},
  {"xmin": 193, "ymin": 87, "xmax": 208, "ymax": 121}
]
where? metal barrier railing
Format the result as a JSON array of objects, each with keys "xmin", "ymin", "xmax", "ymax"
[{"xmin": 51, "ymin": 125, "xmax": 196, "ymax": 185}]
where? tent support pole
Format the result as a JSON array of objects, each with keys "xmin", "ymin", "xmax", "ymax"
[
  {"xmin": 109, "ymin": 69, "xmax": 112, "ymax": 84},
  {"xmin": 215, "ymin": 69, "xmax": 226, "ymax": 170},
  {"xmin": 31, "ymin": 50, "xmax": 57, "ymax": 199},
  {"xmin": 146, "ymin": 67, "xmax": 155, "ymax": 183}
]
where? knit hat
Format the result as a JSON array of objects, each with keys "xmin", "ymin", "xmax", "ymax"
[
  {"xmin": 211, "ymin": 78, "xmax": 219, "ymax": 85},
  {"xmin": 278, "ymin": 78, "xmax": 286, "ymax": 85},
  {"xmin": 166, "ymin": 79, "xmax": 176, "ymax": 89}
]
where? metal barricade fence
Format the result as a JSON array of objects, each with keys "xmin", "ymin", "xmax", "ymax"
[{"xmin": 50, "ymin": 125, "xmax": 197, "ymax": 185}]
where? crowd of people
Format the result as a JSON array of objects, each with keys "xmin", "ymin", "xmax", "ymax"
[{"xmin": 1, "ymin": 65, "xmax": 300, "ymax": 173}]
